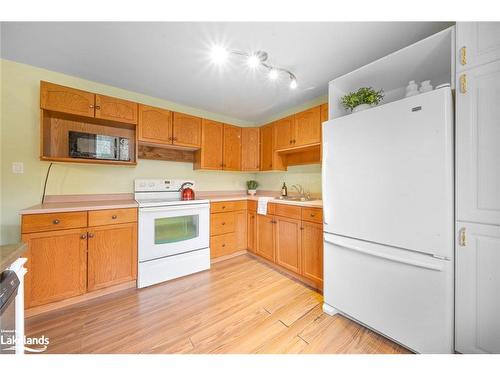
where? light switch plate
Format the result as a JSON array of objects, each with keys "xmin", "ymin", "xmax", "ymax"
[{"xmin": 12, "ymin": 162, "xmax": 24, "ymax": 174}]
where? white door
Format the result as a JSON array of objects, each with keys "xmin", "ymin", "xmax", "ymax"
[
  {"xmin": 455, "ymin": 222, "xmax": 500, "ymax": 354},
  {"xmin": 456, "ymin": 60, "xmax": 500, "ymax": 226},
  {"xmin": 323, "ymin": 233, "xmax": 454, "ymax": 354},
  {"xmin": 456, "ymin": 22, "xmax": 500, "ymax": 72},
  {"xmin": 322, "ymin": 88, "xmax": 454, "ymax": 258}
]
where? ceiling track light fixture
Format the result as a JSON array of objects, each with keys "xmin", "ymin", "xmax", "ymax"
[{"xmin": 211, "ymin": 46, "xmax": 297, "ymax": 89}]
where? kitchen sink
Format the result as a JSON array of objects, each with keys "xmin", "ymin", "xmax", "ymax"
[{"xmin": 275, "ymin": 196, "xmax": 313, "ymax": 202}]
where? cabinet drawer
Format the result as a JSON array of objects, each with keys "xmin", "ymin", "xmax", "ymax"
[
  {"xmin": 210, "ymin": 233, "xmax": 237, "ymax": 258},
  {"xmin": 88, "ymin": 208, "xmax": 137, "ymax": 227},
  {"xmin": 210, "ymin": 212, "xmax": 236, "ymax": 235},
  {"xmin": 22, "ymin": 211, "xmax": 88, "ymax": 233},
  {"xmin": 210, "ymin": 200, "xmax": 247, "ymax": 213},
  {"xmin": 247, "ymin": 200, "xmax": 257, "ymax": 212},
  {"xmin": 274, "ymin": 204, "xmax": 301, "ymax": 220},
  {"xmin": 301, "ymin": 207, "xmax": 323, "ymax": 223}
]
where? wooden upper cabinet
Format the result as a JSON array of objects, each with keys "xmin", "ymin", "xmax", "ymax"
[
  {"xmin": 22, "ymin": 228, "xmax": 88, "ymax": 308},
  {"xmin": 138, "ymin": 104, "xmax": 173, "ymax": 145},
  {"xmin": 274, "ymin": 116, "xmax": 295, "ymax": 150},
  {"xmin": 320, "ymin": 103, "xmax": 329, "ymax": 124},
  {"xmin": 260, "ymin": 124, "xmax": 273, "ymax": 171},
  {"xmin": 87, "ymin": 222, "xmax": 137, "ymax": 292},
  {"xmin": 294, "ymin": 105, "xmax": 321, "ymax": 147},
  {"xmin": 223, "ymin": 124, "xmax": 242, "ymax": 171},
  {"xmin": 173, "ymin": 112, "xmax": 202, "ymax": 148},
  {"xmin": 195, "ymin": 119, "xmax": 223, "ymax": 170},
  {"xmin": 95, "ymin": 94, "xmax": 138, "ymax": 124},
  {"xmin": 241, "ymin": 127, "xmax": 260, "ymax": 171},
  {"xmin": 40, "ymin": 81, "xmax": 95, "ymax": 118},
  {"xmin": 275, "ymin": 217, "xmax": 302, "ymax": 274}
]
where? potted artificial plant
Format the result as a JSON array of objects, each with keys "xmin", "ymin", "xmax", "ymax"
[
  {"xmin": 341, "ymin": 87, "xmax": 384, "ymax": 113},
  {"xmin": 246, "ymin": 180, "xmax": 259, "ymax": 196}
]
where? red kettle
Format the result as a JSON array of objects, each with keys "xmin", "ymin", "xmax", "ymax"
[{"xmin": 180, "ymin": 182, "xmax": 195, "ymax": 201}]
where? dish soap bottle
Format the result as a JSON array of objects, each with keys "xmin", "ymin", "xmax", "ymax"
[{"xmin": 281, "ymin": 182, "xmax": 288, "ymax": 197}]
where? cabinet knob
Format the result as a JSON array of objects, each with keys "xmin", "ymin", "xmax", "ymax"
[
  {"xmin": 94, "ymin": 105, "xmax": 101, "ymax": 110},
  {"xmin": 112, "ymin": 215, "xmax": 118, "ymax": 219},
  {"xmin": 222, "ymin": 244, "xmax": 226, "ymax": 247},
  {"xmin": 221, "ymin": 222, "xmax": 226, "ymax": 225},
  {"xmin": 310, "ymin": 213, "xmax": 315, "ymax": 217},
  {"xmin": 222, "ymin": 206, "xmax": 226, "ymax": 209},
  {"xmin": 80, "ymin": 234, "xmax": 87, "ymax": 239},
  {"xmin": 89, "ymin": 104, "xmax": 95, "ymax": 109},
  {"xmin": 289, "ymin": 140, "xmax": 293, "ymax": 144},
  {"xmin": 88, "ymin": 233, "xmax": 94, "ymax": 238},
  {"xmin": 173, "ymin": 137, "xmax": 177, "ymax": 141},
  {"xmin": 300, "ymin": 227, "xmax": 304, "ymax": 230},
  {"xmin": 53, "ymin": 219, "xmax": 60, "ymax": 225}
]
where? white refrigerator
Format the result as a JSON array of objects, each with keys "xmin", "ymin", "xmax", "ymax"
[{"xmin": 322, "ymin": 87, "xmax": 454, "ymax": 353}]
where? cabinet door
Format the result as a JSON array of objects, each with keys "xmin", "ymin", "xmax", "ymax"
[
  {"xmin": 173, "ymin": 112, "xmax": 202, "ymax": 148},
  {"xmin": 274, "ymin": 116, "xmax": 294, "ymax": 150},
  {"xmin": 275, "ymin": 217, "xmax": 301, "ymax": 274},
  {"xmin": 223, "ymin": 124, "xmax": 242, "ymax": 170},
  {"xmin": 256, "ymin": 214, "xmax": 275, "ymax": 261},
  {"xmin": 22, "ymin": 228, "xmax": 87, "ymax": 308},
  {"xmin": 87, "ymin": 223, "xmax": 137, "ymax": 291},
  {"xmin": 40, "ymin": 81, "xmax": 95, "ymax": 118},
  {"xmin": 456, "ymin": 61, "xmax": 500, "ymax": 226},
  {"xmin": 301, "ymin": 221, "xmax": 323, "ymax": 284},
  {"xmin": 260, "ymin": 124, "xmax": 273, "ymax": 171},
  {"xmin": 241, "ymin": 127, "xmax": 260, "ymax": 171},
  {"xmin": 235, "ymin": 210, "xmax": 247, "ymax": 251},
  {"xmin": 138, "ymin": 104, "xmax": 172, "ymax": 145},
  {"xmin": 456, "ymin": 222, "xmax": 500, "ymax": 354},
  {"xmin": 95, "ymin": 94, "xmax": 138, "ymax": 124},
  {"xmin": 320, "ymin": 103, "xmax": 329, "ymax": 123},
  {"xmin": 294, "ymin": 106, "xmax": 321, "ymax": 147},
  {"xmin": 196, "ymin": 119, "xmax": 223, "ymax": 169},
  {"xmin": 247, "ymin": 212, "xmax": 257, "ymax": 252},
  {"xmin": 457, "ymin": 22, "xmax": 500, "ymax": 72}
]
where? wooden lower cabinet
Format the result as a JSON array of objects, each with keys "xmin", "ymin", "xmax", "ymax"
[
  {"xmin": 275, "ymin": 217, "xmax": 302, "ymax": 274},
  {"xmin": 256, "ymin": 214, "xmax": 275, "ymax": 261},
  {"xmin": 301, "ymin": 221, "xmax": 323, "ymax": 284},
  {"xmin": 21, "ymin": 208, "xmax": 137, "ymax": 309},
  {"xmin": 22, "ymin": 228, "xmax": 88, "ymax": 308},
  {"xmin": 87, "ymin": 223, "xmax": 137, "ymax": 291},
  {"xmin": 247, "ymin": 211, "xmax": 257, "ymax": 252},
  {"xmin": 235, "ymin": 210, "xmax": 247, "ymax": 251}
]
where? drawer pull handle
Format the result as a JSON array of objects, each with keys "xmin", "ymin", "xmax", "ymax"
[
  {"xmin": 53, "ymin": 219, "xmax": 60, "ymax": 224},
  {"xmin": 80, "ymin": 234, "xmax": 87, "ymax": 239},
  {"xmin": 221, "ymin": 222, "xmax": 226, "ymax": 225},
  {"xmin": 88, "ymin": 233, "xmax": 94, "ymax": 238},
  {"xmin": 222, "ymin": 244, "xmax": 226, "ymax": 247},
  {"xmin": 112, "ymin": 215, "xmax": 118, "ymax": 219},
  {"xmin": 222, "ymin": 206, "xmax": 226, "ymax": 209},
  {"xmin": 310, "ymin": 213, "xmax": 315, "ymax": 217}
]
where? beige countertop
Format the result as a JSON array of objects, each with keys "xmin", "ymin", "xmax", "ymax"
[
  {"xmin": 19, "ymin": 194, "xmax": 138, "ymax": 215},
  {"xmin": 0, "ymin": 243, "xmax": 27, "ymax": 272},
  {"xmin": 19, "ymin": 192, "xmax": 322, "ymax": 215},
  {"xmin": 199, "ymin": 191, "xmax": 323, "ymax": 208}
]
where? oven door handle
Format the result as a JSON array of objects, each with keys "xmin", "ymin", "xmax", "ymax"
[{"xmin": 139, "ymin": 204, "xmax": 209, "ymax": 213}]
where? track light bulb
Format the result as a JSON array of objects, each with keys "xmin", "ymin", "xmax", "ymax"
[
  {"xmin": 290, "ymin": 79, "xmax": 297, "ymax": 89},
  {"xmin": 247, "ymin": 54, "xmax": 260, "ymax": 69},
  {"xmin": 268, "ymin": 69, "xmax": 278, "ymax": 80},
  {"xmin": 210, "ymin": 45, "xmax": 228, "ymax": 65}
]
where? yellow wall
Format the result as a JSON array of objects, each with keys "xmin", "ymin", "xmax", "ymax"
[{"xmin": 0, "ymin": 59, "xmax": 322, "ymax": 245}]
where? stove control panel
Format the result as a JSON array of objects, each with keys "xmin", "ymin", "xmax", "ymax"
[{"xmin": 134, "ymin": 179, "xmax": 195, "ymax": 192}]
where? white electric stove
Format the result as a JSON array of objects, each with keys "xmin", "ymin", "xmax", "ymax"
[{"xmin": 135, "ymin": 179, "xmax": 210, "ymax": 288}]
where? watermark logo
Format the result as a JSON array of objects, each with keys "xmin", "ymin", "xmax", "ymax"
[{"xmin": 1, "ymin": 330, "xmax": 49, "ymax": 353}]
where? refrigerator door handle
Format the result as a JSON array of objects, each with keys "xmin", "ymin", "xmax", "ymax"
[{"xmin": 325, "ymin": 237, "xmax": 444, "ymax": 272}]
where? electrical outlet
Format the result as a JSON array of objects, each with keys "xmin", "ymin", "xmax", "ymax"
[{"xmin": 12, "ymin": 162, "xmax": 24, "ymax": 174}]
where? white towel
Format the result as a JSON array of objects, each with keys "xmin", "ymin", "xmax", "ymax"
[{"xmin": 257, "ymin": 197, "xmax": 274, "ymax": 215}]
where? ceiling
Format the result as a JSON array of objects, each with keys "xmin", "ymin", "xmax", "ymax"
[{"xmin": 0, "ymin": 22, "xmax": 452, "ymax": 123}]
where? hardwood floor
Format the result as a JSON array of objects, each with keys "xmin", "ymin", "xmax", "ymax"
[{"xmin": 25, "ymin": 254, "xmax": 410, "ymax": 354}]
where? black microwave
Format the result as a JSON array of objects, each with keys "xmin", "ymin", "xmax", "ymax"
[{"xmin": 69, "ymin": 131, "xmax": 130, "ymax": 161}]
